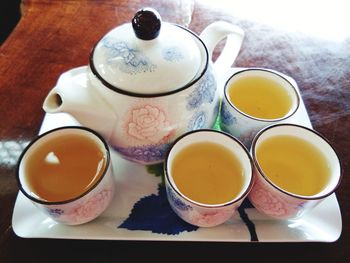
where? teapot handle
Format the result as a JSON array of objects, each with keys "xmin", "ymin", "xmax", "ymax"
[{"xmin": 200, "ymin": 21, "xmax": 244, "ymax": 77}]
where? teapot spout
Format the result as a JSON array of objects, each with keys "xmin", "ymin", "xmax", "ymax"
[
  {"xmin": 43, "ymin": 66, "xmax": 116, "ymax": 141},
  {"xmin": 43, "ymin": 89, "xmax": 64, "ymax": 113}
]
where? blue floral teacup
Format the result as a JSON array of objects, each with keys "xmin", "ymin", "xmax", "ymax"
[
  {"xmin": 220, "ymin": 68, "xmax": 300, "ymax": 148},
  {"xmin": 164, "ymin": 130, "xmax": 254, "ymax": 227}
]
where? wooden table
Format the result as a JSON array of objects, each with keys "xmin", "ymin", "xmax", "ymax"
[{"xmin": 1, "ymin": 0, "xmax": 349, "ymax": 261}]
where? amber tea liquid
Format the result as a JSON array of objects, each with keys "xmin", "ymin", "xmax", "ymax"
[
  {"xmin": 256, "ymin": 135, "xmax": 331, "ymax": 196},
  {"xmin": 25, "ymin": 133, "xmax": 107, "ymax": 202},
  {"xmin": 171, "ymin": 142, "xmax": 244, "ymax": 205},
  {"xmin": 228, "ymin": 75, "xmax": 293, "ymax": 119}
]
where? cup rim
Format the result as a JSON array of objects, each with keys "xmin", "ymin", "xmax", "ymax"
[
  {"xmin": 224, "ymin": 68, "xmax": 300, "ymax": 122},
  {"xmin": 251, "ymin": 123, "xmax": 343, "ymax": 200},
  {"xmin": 16, "ymin": 126, "xmax": 111, "ymax": 205},
  {"xmin": 164, "ymin": 129, "xmax": 254, "ymax": 208}
]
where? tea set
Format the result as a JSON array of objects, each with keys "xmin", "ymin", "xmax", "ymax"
[{"xmin": 17, "ymin": 8, "xmax": 341, "ymax": 227}]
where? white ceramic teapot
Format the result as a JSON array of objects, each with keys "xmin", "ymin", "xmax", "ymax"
[{"xmin": 43, "ymin": 8, "xmax": 244, "ymax": 164}]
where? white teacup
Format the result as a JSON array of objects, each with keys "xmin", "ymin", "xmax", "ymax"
[
  {"xmin": 249, "ymin": 124, "xmax": 342, "ymax": 219},
  {"xmin": 16, "ymin": 126, "xmax": 115, "ymax": 225},
  {"xmin": 164, "ymin": 129, "xmax": 253, "ymax": 227},
  {"xmin": 220, "ymin": 68, "xmax": 300, "ymax": 147}
]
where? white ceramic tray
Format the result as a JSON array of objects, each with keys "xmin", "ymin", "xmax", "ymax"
[{"xmin": 12, "ymin": 68, "xmax": 342, "ymax": 242}]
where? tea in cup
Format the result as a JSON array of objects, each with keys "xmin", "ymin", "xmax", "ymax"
[
  {"xmin": 165, "ymin": 129, "xmax": 253, "ymax": 227},
  {"xmin": 220, "ymin": 68, "xmax": 300, "ymax": 147},
  {"xmin": 249, "ymin": 124, "xmax": 342, "ymax": 219},
  {"xmin": 16, "ymin": 126, "xmax": 115, "ymax": 225}
]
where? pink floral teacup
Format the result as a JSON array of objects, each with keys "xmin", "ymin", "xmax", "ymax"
[
  {"xmin": 165, "ymin": 129, "xmax": 254, "ymax": 227},
  {"xmin": 16, "ymin": 127, "xmax": 115, "ymax": 225},
  {"xmin": 249, "ymin": 124, "xmax": 342, "ymax": 220}
]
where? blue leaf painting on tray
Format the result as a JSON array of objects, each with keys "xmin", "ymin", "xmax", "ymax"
[
  {"xmin": 119, "ymin": 184, "xmax": 198, "ymax": 235},
  {"xmin": 119, "ymin": 162, "xmax": 258, "ymax": 240}
]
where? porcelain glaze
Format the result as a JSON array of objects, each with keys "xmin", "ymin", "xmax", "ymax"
[
  {"xmin": 16, "ymin": 127, "xmax": 115, "ymax": 225},
  {"xmin": 42, "ymin": 10, "xmax": 244, "ymax": 164},
  {"xmin": 248, "ymin": 124, "xmax": 342, "ymax": 220},
  {"xmin": 164, "ymin": 130, "xmax": 254, "ymax": 227},
  {"xmin": 220, "ymin": 68, "xmax": 300, "ymax": 148}
]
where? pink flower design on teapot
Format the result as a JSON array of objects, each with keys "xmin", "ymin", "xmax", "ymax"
[{"xmin": 127, "ymin": 105, "xmax": 171, "ymax": 143}]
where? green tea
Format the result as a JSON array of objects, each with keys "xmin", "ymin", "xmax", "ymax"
[
  {"xmin": 256, "ymin": 135, "xmax": 331, "ymax": 196},
  {"xmin": 171, "ymin": 142, "xmax": 244, "ymax": 204},
  {"xmin": 228, "ymin": 75, "xmax": 292, "ymax": 119}
]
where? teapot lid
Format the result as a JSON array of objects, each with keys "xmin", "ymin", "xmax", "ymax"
[{"xmin": 91, "ymin": 8, "xmax": 201, "ymax": 94}]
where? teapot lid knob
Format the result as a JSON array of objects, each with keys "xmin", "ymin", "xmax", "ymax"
[{"xmin": 132, "ymin": 8, "xmax": 161, "ymax": 40}]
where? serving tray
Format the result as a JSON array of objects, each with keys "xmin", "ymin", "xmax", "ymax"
[{"xmin": 12, "ymin": 68, "xmax": 342, "ymax": 242}]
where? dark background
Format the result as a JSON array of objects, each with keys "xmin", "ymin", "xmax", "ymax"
[{"xmin": 0, "ymin": 0, "xmax": 21, "ymax": 45}]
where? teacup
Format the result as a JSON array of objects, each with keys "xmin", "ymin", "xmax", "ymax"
[
  {"xmin": 220, "ymin": 68, "xmax": 300, "ymax": 147},
  {"xmin": 248, "ymin": 124, "xmax": 342, "ymax": 219},
  {"xmin": 164, "ymin": 129, "xmax": 253, "ymax": 227},
  {"xmin": 16, "ymin": 126, "xmax": 115, "ymax": 225}
]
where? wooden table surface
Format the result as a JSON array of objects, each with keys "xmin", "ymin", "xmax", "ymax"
[{"xmin": 0, "ymin": 0, "xmax": 349, "ymax": 261}]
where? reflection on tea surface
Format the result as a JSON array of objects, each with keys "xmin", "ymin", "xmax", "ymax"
[{"xmin": 25, "ymin": 134, "xmax": 107, "ymax": 202}]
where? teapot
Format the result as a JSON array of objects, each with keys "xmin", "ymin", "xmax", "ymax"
[{"xmin": 43, "ymin": 8, "xmax": 244, "ymax": 164}]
